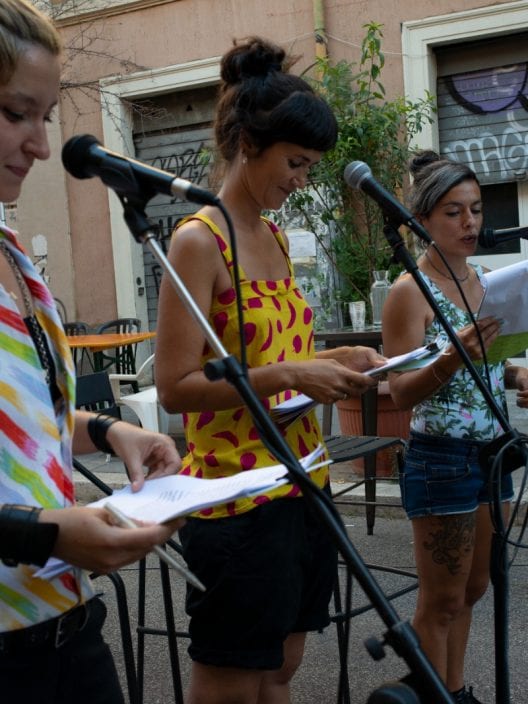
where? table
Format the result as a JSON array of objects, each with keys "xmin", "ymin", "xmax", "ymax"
[
  {"xmin": 67, "ymin": 331, "xmax": 156, "ymax": 372},
  {"xmin": 315, "ymin": 326, "xmax": 394, "ymax": 535}
]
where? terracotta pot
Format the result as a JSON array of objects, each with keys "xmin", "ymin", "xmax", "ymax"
[{"xmin": 335, "ymin": 381, "xmax": 412, "ymax": 476}]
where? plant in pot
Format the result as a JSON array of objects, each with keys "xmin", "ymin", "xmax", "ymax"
[{"xmin": 291, "ymin": 22, "xmax": 436, "ymax": 474}]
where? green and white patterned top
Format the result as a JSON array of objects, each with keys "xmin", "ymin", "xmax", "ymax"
[{"xmin": 411, "ymin": 267, "xmax": 507, "ymax": 440}]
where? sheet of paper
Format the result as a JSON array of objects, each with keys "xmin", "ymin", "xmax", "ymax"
[
  {"xmin": 364, "ymin": 335, "xmax": 447, "ymax": 376},
  {"xmin": 270, "ymin": 394, "xmax": 318, "ymax": 425},
  {"xmin": 35, "ymin": 445, "xmax": 329, "ymax": 580},
  {"xmin": 479, "ymin": 260, "xmax": 528, "ymax": 362}
]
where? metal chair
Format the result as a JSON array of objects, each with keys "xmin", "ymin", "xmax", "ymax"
[
  {"xmin": 76, "ymin": 371, "xmax": 122, "ymax": 418},
  {"xmin": 324, "ymin": 435, "xmax": 415, "ymax": 704},
  {"xmin": 64, "ymin": 321, "xmax": 92, "ymax": 372},
  {"xmin": 95, "ymin": 318, "xmax": 142, "ymax": 388},
  {"xmin": 325, "ymin": 435, "xmax": 404, "ymax": 535},
  {"xmin": 74, "ymin": 371, "xmax": 187, "ymax": 704}
]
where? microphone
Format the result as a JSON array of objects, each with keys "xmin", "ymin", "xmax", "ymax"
[
  {"xmin": 62, "ymin": 134, "xmax": 220, "ymax": 206},
  {"xmin": 343, "ymin": 161, "xmax": 432, "ymax": 244},
  {"xmin": 478, "ymin": 225, "xmax": 528, "ymax": 248}
]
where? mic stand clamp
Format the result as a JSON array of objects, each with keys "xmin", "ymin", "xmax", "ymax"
[{"xmin": 118, "ymin": 196, "xmax": 453, "ymax": 704}]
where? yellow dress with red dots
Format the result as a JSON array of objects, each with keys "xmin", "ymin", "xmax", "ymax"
[{"xmin": 176, "ymin": 214, "xmax": 329, "ymax": 518}]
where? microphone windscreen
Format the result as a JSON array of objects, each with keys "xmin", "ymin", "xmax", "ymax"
[
  {"xmin": 477, "ymin": 228, "xmax": 496, "ymax": 248},
  {"xmin": 62, "ymin": 134, "xmax": 100, "ymax": 180},
  {"xmin": 344, "ymin": 161, "xmax": 371, "ymax": 189}
]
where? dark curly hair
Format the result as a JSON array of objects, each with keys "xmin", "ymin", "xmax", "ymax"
[{"xmin": 214, "ymin": 36, "xmax": 337, "ymax": 162}]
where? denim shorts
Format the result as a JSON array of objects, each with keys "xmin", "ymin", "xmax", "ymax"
[{"xmin": 400, "ymin": 431, "xmax": 514, "ymax": 519}]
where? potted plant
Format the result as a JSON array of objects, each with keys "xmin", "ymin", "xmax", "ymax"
[
  {"xmin": 291, "ymin": 23, "xmax": 435, "ymax": 474},
  {"xmin": 292, "ymin": 21, "xmax": 435, "ymax": 323}
]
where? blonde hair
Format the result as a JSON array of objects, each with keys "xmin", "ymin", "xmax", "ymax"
[{"xmin": 0, "ymin": 0, "xmax": 61, "ymax": 85}]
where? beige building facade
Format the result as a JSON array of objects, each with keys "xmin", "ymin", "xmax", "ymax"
[{"xmin": 11, "ymin": 0, "xmax": 528, "ymax": 331}]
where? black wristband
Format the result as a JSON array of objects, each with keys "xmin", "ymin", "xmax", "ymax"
[
  {"xmin": 87, "ymin": 413, "xmax": 120, "ymax": 455},
  {"xmin": 0, "ymin": 504, "xmax": 59, "ymax": 567}
]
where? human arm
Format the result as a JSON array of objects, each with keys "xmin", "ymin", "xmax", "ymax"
[
  {"xmin": 73, "ymin": 410, "xmax": 182, "ymax": 492},
  {"xmin": 154, "ymin": 218, "xmax": 379, "ymax": 411},
  {"xmin": 382, "ymin": 273, "xmax": 502, "ymax": 410},
  {"xmin": 0, "ymin": 503, "xmax": 183, "ymax": 574}
]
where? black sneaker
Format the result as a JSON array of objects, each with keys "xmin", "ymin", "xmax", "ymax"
[
  {"xmin": 466, "ymin": 686, "xmax": 484, "ymax": 704},
  {"xmin": 452, "ymin": 686, "xmax": 484, "ymax": 704}
]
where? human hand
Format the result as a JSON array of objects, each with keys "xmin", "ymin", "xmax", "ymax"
[
  {"xmin": 106, "ymin": 422, "xmax": 182, "ymax": 492},
  {"xmin": 516, "ymin": 374, "xmax": 528, "ymax": 408},
  {"xmin": 293, "ymin": 358, "xmax": 378, "ymax": 404},
  {"xmin": 40, "ymin": 506, "xmax": 184, "ymax": 574},
  {"xmin": 325, "ymin": 345, "xmax": 387, "ymax": 373},
  {"xmin": 451, "ymin": 316, "xmax": 502, "ymax": 361}
]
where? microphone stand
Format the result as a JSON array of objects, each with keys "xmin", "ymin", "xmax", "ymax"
[
  {"xmin": 118, "ymin": 194, "xmax": 453, "ymax": 704},
  {"xmin": 382, "ymin": 218, "xmax": 528, "ymax": 704}
]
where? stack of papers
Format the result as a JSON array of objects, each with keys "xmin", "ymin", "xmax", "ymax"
[
  {"xmin": 270, "ymin": 394, "xmax": 318, "ymax": 425},
  {"xmin": 364, "ymin": 336, "xmax": 447, "ymax": 376},
  {"xmin": 479, "ymin": 260, "xmax": 528, "ymax": 362},
  {"xmin": 35, "ymin": 445, "xmax": 329, "ymax": 580},
  {"xmin": 270, "ymin": 337, "xmax": 446, "ymax": 427}
]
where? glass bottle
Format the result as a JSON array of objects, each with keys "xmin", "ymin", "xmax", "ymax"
[{"xmin": 369, "ymin": 270, "xmax": 391, "ymax": 327}]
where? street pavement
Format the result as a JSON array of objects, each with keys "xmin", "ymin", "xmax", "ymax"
[{"xmin": 74, "ymin": 394, "xmax": 528, "ymax": 703}]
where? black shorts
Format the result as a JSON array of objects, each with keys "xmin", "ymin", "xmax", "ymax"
[{"xmin": 180, "ymin": 494, "xmax": 338, "ymax": 670}]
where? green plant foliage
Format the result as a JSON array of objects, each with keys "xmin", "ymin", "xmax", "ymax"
[{"xmin": 291, "ymin": 22, "xmax": 435, "ymax": 312}]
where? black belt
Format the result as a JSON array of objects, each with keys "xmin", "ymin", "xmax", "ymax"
[{"xmin": 0, "ymin": 600, "xmax": 91, "ymax": 655}]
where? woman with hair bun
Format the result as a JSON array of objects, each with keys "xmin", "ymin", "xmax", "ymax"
[
  {"xmin": 155, "ymin": 36, "xmax": 385, "ymax": 702},
  {"xmin": 382, "ymin": 150, "xmax": 528, "ymax": 704}
]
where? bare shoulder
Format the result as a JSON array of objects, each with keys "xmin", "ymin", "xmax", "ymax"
[
  {"xmin": 384, "ymin": 270, "xmax": 429, "ymax": 327},
  {"xmin": 169, "ymin": 213, "xmax": 219, "ymax": 259},
  {"xmin": 388, "ymin": 271, "xmax": 422, "ymax": 300}
]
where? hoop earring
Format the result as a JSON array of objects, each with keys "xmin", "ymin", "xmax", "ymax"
[{"xmin": 242, "ymin": 154, "xmax": 247, "ymax": 165}]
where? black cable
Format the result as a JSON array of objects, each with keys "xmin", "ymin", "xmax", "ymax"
[
  {"xmin": 216, "ymin": 201, "xmax": 248, "ymax": 375},
  {"xmin": 428, "ymin": 242, "xmax": 492, "ymax": 390}
]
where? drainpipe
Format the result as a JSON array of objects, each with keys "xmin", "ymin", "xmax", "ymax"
[{"xmin": 313, "ymin": 0, "xmax": 328, "ymax": 61}]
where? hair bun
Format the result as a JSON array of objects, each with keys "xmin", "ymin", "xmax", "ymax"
[
  {"xmin": 221, "ymin": 36, "xmax": 285, "ymax": 85},
  {"xmin": 409, "ymin": 149, "xmax": 442, "ymax": 177}
]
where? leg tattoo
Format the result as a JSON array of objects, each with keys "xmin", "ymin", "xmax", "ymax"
[{"xmin": 423, "ymin": 514, "xmax": 476, "ymax": 575}]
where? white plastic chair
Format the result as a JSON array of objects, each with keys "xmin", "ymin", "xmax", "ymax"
[{"xmin": 109, "ymin": 354, "xmax": 171, "ymax": 433}]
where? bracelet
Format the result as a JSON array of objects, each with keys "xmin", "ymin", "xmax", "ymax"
[
  {"xmin": 87, "ymin": 413, "xmax": 120, "ymax": 455},
  {"xmin": 431, "ymin": 363, "xmax": 452, "ymax": 386},
  {"xmin": 0, "ymin": 505, "xmax": 59, "ymax": 567}
]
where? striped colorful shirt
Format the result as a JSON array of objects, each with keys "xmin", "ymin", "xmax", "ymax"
[{"xmin": 0, "ymin": 225, "xmax": 93, "ymax": 632}]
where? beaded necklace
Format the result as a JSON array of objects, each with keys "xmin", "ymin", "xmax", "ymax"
[{"xmin": 0, "ymin": 241, "xmax": 52, "ymax": 386}]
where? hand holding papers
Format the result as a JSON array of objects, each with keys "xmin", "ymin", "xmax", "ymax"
[
  {"xmin": 363, "ymin": 336, "xmax": 446, "ymax": 376},
  {"xmin": 270, "ymin": 339, "xmax": 446, "ymax": 427},
  {"xmin": 479, "ymin": 260, "xmax": 528, "ymax": 362},
  {"xmin": 35, "ymin": 446, "xmax": 329, "ymax": 582}
]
